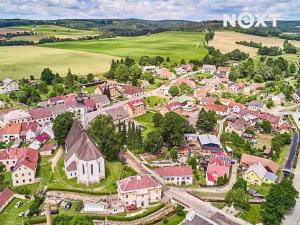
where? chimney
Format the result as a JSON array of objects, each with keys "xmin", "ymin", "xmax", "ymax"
[{"xmin": 46, "ymin": 204, "xmax": 52, "ymax": 225}]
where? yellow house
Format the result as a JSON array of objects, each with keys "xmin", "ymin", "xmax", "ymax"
[
  {"xmin": 117, "ymin": 175, "xmax": 162, "ymax": 208},
  {"xmin": 243, "ymin": 162, "xmax": 277, "ymax": 185}
]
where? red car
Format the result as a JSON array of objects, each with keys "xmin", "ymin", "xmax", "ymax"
[{"xmin": 126, "ymin": 204, "xmax": 137, "ymax": 211}]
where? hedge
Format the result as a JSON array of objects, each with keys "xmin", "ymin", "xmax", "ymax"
[{"xmin": 46, "ymin": 186, "xmax": 116, "ymax": 195}]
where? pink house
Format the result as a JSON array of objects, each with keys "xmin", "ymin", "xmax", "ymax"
[{"xmin": 206, "ymin": 152, "xmax": 231, "ymax": 186}]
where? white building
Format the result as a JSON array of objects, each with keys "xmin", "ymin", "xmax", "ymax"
[
  {"xmin": 154, "ymin": 166, "xmax": 193, "ymax": 185},
  {"xmin": 0, "ymin": 78, "xmax": 19, "ymax": 94},
  {"xmin": 64, "ymin": 120, "xmax": 105, "ymax": 185}
]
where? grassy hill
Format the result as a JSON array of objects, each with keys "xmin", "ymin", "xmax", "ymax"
[{"xmin": 42, "ymin": 31, "xmax": 208, "ymax": 62}]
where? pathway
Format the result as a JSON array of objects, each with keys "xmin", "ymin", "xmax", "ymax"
[{"xmin": 51, "ymin": 147, "xmax": 63, "ymax": 172}]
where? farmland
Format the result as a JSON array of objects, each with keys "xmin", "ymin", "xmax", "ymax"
[
  {"xmin": 209, "ymin": 31, "xmax": 300, "ymax": 56},
  {"xmin": 0, "ymin": 46, "xmax": 118, "ymax": 79},
  {"xmin": 42, "ymin": 31, "xmax": 208, "ymax": 62}
]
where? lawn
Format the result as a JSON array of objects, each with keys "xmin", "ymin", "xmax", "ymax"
[
  {"xmin": 240, "ymin": 204, "xmax": 262, "ymax": 225},
  {"xmin": 253, "ymin": 133, "xmax": 272, "ymax": 150},
  {"xmin": 42, "ymin": 31, "xmax": 208, "ymax": 62},
  {"xmin": 46, "ymin": 155, "xmax": 123, "ymax": 194},
  {"xmin": 145, "ymin": 96, "xmax": 167, "ymax": 108},
  {"xmin": 156, "ymin": 213, "xmax": 185, "ymax": 225},
  {"xmin": 134, "ymin": 112, "xmax": 155, "ymax": 138},
  {"xmin": 0, "ymin": 198, "xmax": 31, "ymax": 225},
  {"xmin": 83, "ymin": 85, "xmax": 97, "ymax": 94},
  {"xmin": 0, "ymin": 46, "xmax": 118, "ymax": 79}
]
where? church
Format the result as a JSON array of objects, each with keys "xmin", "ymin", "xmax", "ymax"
[{"xmin": 64, "ymin": 120, "xmax": 105, "ymax": 184}]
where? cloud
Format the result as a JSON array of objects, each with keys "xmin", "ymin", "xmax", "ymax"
[{"xmin": 0, "ymin": 0, "xmax": 299, "ymax": 20}]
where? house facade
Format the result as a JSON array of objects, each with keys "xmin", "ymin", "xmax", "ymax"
[
  {"xmin": 124, "ymin": 98, "xmax": 146, "ymax": 118},
  {"xmin": 154, "ymin": 166, "xmax": 193, "ymax": 185},
  {"xmin": 0, "ymin": 188, "xmax": 14, "ymax": 213}
]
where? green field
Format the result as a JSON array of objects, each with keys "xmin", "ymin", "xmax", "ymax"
[
  {"xmin": 0, "ymin": 46, "xmax": 118, "ymax": 79},
  {"xmin": 10, "ymin": 25, "xmax": 98, "ymax": 42},
  {"xmin": 42, "ymin": 31, "xmax": 208, "ymax": 62}
]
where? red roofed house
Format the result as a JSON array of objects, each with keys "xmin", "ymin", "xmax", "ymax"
[
  {"xmin": 0, "ymin": 147, "xmax": 39, "ymax": 186},
  {"xmin": 84, "ymin": 98, "xmax": 96, "ymax": 112},
  {"xmin": 206, "ymin": 152, "xmax": 231, "ymax": 186},
  {"xmin": 205, "ymin": 103, "xmax": 229, "ymax": 117},
  {"xmin": 117, "ymin": 175, "xmax": 162, "ymax": 208},
  {"xmin": 35, "ymin": 132, "xmax": 50, "ymax": 144},
  {"xmin": 0, "ymin": 188, "xmax": 14, "ymax": 212},
  {"xmin": 39, "ymin": 143, "xmax": 55, "ymax": 156},
  {"xmin": 154, "ymin": 166, "xmax": 193, "ymax": 185},
  {"xmin": 29, "ymin": 108, "xmax": 53, "ymax": 125},
  {"xmin": 124, "ymin": 98, "xmax": 146, "ymax": 118},
  {"xmin": 230, "ymin": 83, "xmax": 245, "ymax": 92},
  {"xmin": 0, "ymin": 123, "xmax": 22, "ymax": 143},
  {"xmin": 216, "ymin": 66, "xmax": 231, "ymax": 77},
  {"xmin": 240, "ymin": 153, "xmax": 280, "ymax": 174},
  {"xmin": 122, "ymin": 85, "xmax": 144, "ymax": 99},
  {"xmin": 175, "ymin": 77, "xmax": 196, "ymax": 89},
  {"xmin": 158, "ymin": 68, "xmax": 176, "ymax": 80},
  {"xmin": 20, "ymin": 122, "xmax": 40, "ymax": 142},
  {"xmin": 160, "ymin": 102, "xmax": 182, "ymax": 115}
]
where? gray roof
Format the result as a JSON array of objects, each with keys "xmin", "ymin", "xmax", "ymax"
[
  {"xmin": 264, "ymin": 171, "xmax": 278, "ymax": 182},
  {"xmin": 103, "ymin": 107, "xmax": 129, "ymax": 121},
  {"xmin": 245, "ymin": 100, "xmax": 265, "ymax": 108},
  {"xmin": 49, "ymin": 104, "xmax": 68, "ymax": 115},
  {"xmin": 246, "ymin": 162, "xmax": 266, "ymax": 179},
  {"xmin": 198, "ymin": 134, "xmax": 221, "ymax": 146},
  {"xmin": 181, "ymin": 213, "xmax": 214, "ymax": 225},
  {"xmin": 65, "ymin": 120, "xmax": 103, "ymax": 162},
  {"xmin": 93, "ymin": 95, "xmax": 110, "ymax": 104}
]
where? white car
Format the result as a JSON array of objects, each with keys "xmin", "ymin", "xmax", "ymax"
[
  {"xmin": 18, "ymin": 212, "xmax": 25, "ymax": 217},
  {"xmin": 15, "ymin": 201, "xmax": 23, "ymax": 208}
]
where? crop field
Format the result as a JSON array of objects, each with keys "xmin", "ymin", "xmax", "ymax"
[
  {"xmin": 209, "ymin": 31, "xmax": 300, "ymax": 56},
  {"xmin": 9, "ymin": 25, "xmax": 99, "ymax": 42},
  {"xmin": 0, "ymin": 46, "xmax": 118, "ymax": 79},
  {"xmin": 42, "ymin": 31, "xmax": 208, "ymax": 62}
]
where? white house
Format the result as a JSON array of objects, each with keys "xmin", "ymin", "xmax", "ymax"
[
  {"xmin": 154, "ymin": 166, "xmax": 193, "ymax": 185},
  {"xmin": 3, "ymin": 110, "xmax": 31, "ymax": 124},
  {"xmin": 0, "ymin": 78, "xmax": 19, "ymax": 94},
  {"xmin": 201, "ymin": 65, "xmax": 216, "ymax": 74},
  {"xmin": 64, "ymin": 120, "xmax": 105, "ymax": 185}
]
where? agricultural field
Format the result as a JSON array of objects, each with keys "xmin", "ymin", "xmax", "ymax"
[
  {"xmin": 9, "ymin": 25, "xmax": 99, "ymax": 42},
  {"xmin": 0, "ymin": 46, "xmax": 118, "ymax": 79},
  {"xmin": 209, "ymin": 31, "xmax": 300, "ymax": 56},
  {"xmin": 42, "ymin": 31, "xmax": 208, "ymax": 62}
]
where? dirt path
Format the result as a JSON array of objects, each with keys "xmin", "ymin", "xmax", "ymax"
[{"xmin": 51, "ymin": 147, "xmax": 63, "ymax": 172}]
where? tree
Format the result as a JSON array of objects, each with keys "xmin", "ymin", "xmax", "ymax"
[
  {"xmin": 37, "ymin": 81, "xmax": 48, "ymax": 94},
  {"xmin": 168, "ymin": 85, "xmax": 180, "ymax": 97},
  {"xmin": 225, "ymin": 188, "xmax": 250, "ymax": 210},
  {"xmin": 289, "ymin": 62, "xmax": 296, "ymax": 74},
  {"xmin": 116, "ymin": 64, "xmax": 129, "ymax": 82},
  {"xmin": 53, "ymin": 112, "xmax": 74, "ymax": 146},
  {"xmin": 143, "ymin": 130, "xmax": 163, "ymax": 154},
  {"xmin": 53, "ymin": 84, "xmax": 64, "ymax": 95},
  {"xmin": 88, "ymin": 115, "xmax": 122, "ymax": 160},
  {"xmin": 179, "ymin": 82, "xmax": 193, "ymax": 94},
  {"xmin": 262, "ymin": 179, "xmax": 298, "ymax": 225},
  {"xmin": 261, "ymin": 120, "xmax": 272, "ymax": 133},
  {"xmin": 152, "ymin": 113, "xmax": 163, "ymax": 127},
  {"xmin": 41, "ymin": 68, "xmax": 55, "ymax": 85},
  {"xmin": 129, "ymin": 65, "xmax": 142, "ymax": 86},
  {"xmin": 187, "ymin": 157, "xmax": 197, "ymax": 170},
  {"xmin": 176, "ymin": 205, "xmax": 185, "ymax": 216},
  {"xmin": 64, "ymin": 68, "xmax": 75, "ymax": 88},
  {"xmin": 232, "ymin": 178, "xmax": 247, "ymax": 191},
  {"xmin": 196, "ymin": 108, "xmax": 217, "ymax": 132},
  {"xmin": 53, "ymin": 215, "xmax": 93, "ymax": 225},
  {"xmin": 86, "ymin": 73, "xmax": 94, "ymax": 83},
  {"xmin": 170, "ymin": 147, "xmax": 178, "ymax": 162}
]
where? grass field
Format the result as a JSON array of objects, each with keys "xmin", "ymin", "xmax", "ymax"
[
  {"xmin": 134, "ymin": 112, "xmax": 155, "ymax": 138},
  {"xmin": 0, "ymin": 46, "xmax": 118, "ymax": 79},
  {"xmin": 42, "ymin": 31, "xmax": 208, "ymax": 62},
  {"xmin": 155, "ymin": 213, "xmax": 185, "ymax": 225},
  {"xmin": 10, "ymin": 25, "xmax": 98, "ymax": 42},
  {"xmin": 209, "ymin": 31, "xmax": 300, "ymax": 56},
  {"xmin": 240, "ymin": 204, "xmax": 262, "ymax": 225}
]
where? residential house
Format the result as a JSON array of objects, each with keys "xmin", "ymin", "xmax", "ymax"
[
  {"xmin": 0, "ymin": 147, "xmax": 39, "ymax": 186},
  {"xmin": 201, "ymin": 65, "xmax": 217, "ymax": 74},
  {"xmin": 48, "ymin": 104, "xmax": 69, "ymax": 119},
  {"xmin": 95, "ymin": 84, "xmax": 120, "ymax": 98},
  {"xmin": 20, "ymin": 122, "xmax": 40, "ymax": 142},
  {"xmin": 142, "ymin": 66, "xmax": 159, "ymax": 74},
  {"xmin": 225, "ymin": 118, "xmax": 249, "ymax": 136},
  {"xmin": 199, "ymin": 77, "xmax": 222, "ymax": 89},
  {"xmin": 194, "ymin": 87, "xmax": 215, "ymax": 99},
  {"xmin": 3, "ymin": 110, "xmax": 31, "ymax": 124},
  {"xmin": 240, "ymin": 153, "xmax": 280, "ymax": 174},
  {"xmin": 0, "ymin": 78, "xmax": 19, "ymax": 94},
  {"xmin": 178, "ymin": 95, "xmax": 198, "ymax": 112},
  {"xmin": 117, "ymin": 175, "xmax": 162, "ymax": 208},
  {"xmin": 48, "ymin": 96, "xmax": 65, "ymax": 106},
  {"xmin": 271, "ymin": 93, "xmax": 285, "ymax": 105},
  {"xmin": 230, "ymin": 83, "xmax": 245, "ymax": 92},
  {"xmin": 199, "ymin": 96, "xmax": 216, "ymax": 106},
  {"xmin": 160, "ymin": 102, "xmax": 182, "ymax": 115},
  {"xmin": 84, "ymin": 98, "xmax": 97, "ymax": 112},
  {"xmin": 0, "ymin": 188, "xmax": 14, "ymax": 213},
  {"xmin": 122, "ymin": 85, "xmax": 144, "ymax": 99},
  {"xmin": 229, "ymin": 101, "xmax": 245, "ymax": 114},
  {"xmin": 29, "ymin": 108, "xmax": 53, "ymax": 125},
  {"xmin": 243, "ymin": 162, "xmax": 277, "ymax": 185},
  {"xmin": 216, "ymin": 66, "xmax": 231, "ymax": 77},
  {"xmin": 292, "ymin": 91, "xmax": 300, "ymax": 103},
  {"xmin": 198, "ymin": 134, "xmax": 222, "ymax": 152},
  {"xmin": 245, "ymin": 100, "xmax": 266, "ymax": 111},
  {"xmin": 158, "ymin": 83, "xmax": 171, "ymax": 96},
  {"xmin": 92, "ymin": 94, "xmax": 110, "ymax": 109},
  {"xmin": 0, "ymin": 123, "xmax": 22, "ymax": 143},
  {"xmin": 64, "ymin": 120, "xmax": 105, "ymax": 184},
  {"xmin": 206, "ymin": 152, "xmax": 231, "ymax": 186},
  {"xmin": 175, "ymin": 77, "xmax": 196, "ymax": 89},
  {"xmin": 204, "ymin": 103, "xmax": 229, "ymax": 117},
  {"xmin": 124, "ymin": 98, "xmax": 146, "ymax": 118},
  {"xmin": 39, "ymin": 144, "xmax": 55, "ymax": 156},
  {"xmin": 158, "ymin": 68, "xmax": 176, "ymax": 80},
  {"xmin": 102, "ymin": 107, "xmax": 129, "ymax": 124},
  {"xmin": 154, "ymin": 166, "xmax": 193, "ymax": 185}
]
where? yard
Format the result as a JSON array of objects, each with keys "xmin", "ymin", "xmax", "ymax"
[
  {"xmin": 145, "ymin": 96, "xmax": 167, "ymax": 108},
  {"xmin": 239, "ymin": 204, "xmax": 262, "ymax": 225},
  {"xmin": 253, "ymin": 133, "xmax": 272, "ymax": 150},
  {"xmin": 155, "ymin": 213, "xmax": 186, "ymax": 225},
  {"xmin": 134, "ymin": 112, "xmax": 156, "ymax": 138},
  {"xmin": 0, "ymin": 198, "xmax": 31, "ymax": 225}
]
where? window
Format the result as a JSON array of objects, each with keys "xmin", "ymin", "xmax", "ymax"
[
  {"xmin": 28, "ymin": 173, "xmax": 31, "ymax": 176},
  {"xmin": 99, "ymin": 162, "xmax": 101, "ymax": 172},
  {"xmin": 15, "ymin": 174, "xmax": 18, "ymax": 177},
  {"xmin": 91, "ymin": 164, "xmax": 93, "ymax": 175},
  {"xmin": 29, "ymin": 179, "xmax": 32, "ymax": 182},
  {"xmin": 16, "ymin": 180, "xmax": 19, "ymax": 183},
  {"xmin": 82, "ymin": 165, "xmax": 85, "ymax": 175},
  {"xmin": 22, "ymin": 173, "xmax": 24, "ymax": 176},
  {"xmin": 126, "ymin": 195, "xmax": 128, "ymax": 199},
  {"xmin": 23, "ymin": 180, "xmax": 25, "ymax": 183}
]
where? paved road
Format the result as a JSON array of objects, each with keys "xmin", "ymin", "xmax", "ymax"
[{"xmin": 165, "ymin": 188, "xmax": 251, "ymax": 225}]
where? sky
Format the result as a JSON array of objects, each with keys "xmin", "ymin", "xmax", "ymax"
[{"xmin": 0, "ymin": 0, "xmax": 300, "ymax": 21}]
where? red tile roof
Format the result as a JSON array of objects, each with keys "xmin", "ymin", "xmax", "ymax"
[
  {"xmin": 231, "ymin": 83, "xmax": 245, "ymax": 90},
  {"xmin": 39, "ymin": 144, "xmax": 54, "ymax": 153},
  {"xmin": 205, "ymin": 103, "xmax": 228, "ymax": 113},
  {"xmin": 36, "ymin": 132, "xmax": 50, "ymax": 143},
  {"xmin": 49, "ymin": 96, "xmax": 64, "ymax": 103},
  {"xmin": 84, "ymin": 98, "xmax": 96, "ymax": 108},
  {"xmin": 1, "ymin": 123, "xmax": 22, "ymax": 135},
  {"xmin": 207, "ymin": 152, "xmax": 231, "ymax": 182},
  {"xmin": 118, "ymin": 175, "xmax": 161, "ymax": 192},
  {"xmin": 240, "ymin": 153, "xmax": 280, "ymax": 173},
  {"xmin": 154, "ymin": 166, "xmax": 193, "ymax": 177},
  {"xmin": 127, "ymin": 98, "xmax": 145, "ymax": 111},
  {"xmin": 29, "ymin": 108, "xmax": 53, "ymax": 120},
  {"xmin": 123, "ymin": 85, "xmax": 144, "ymax": 95},
  {"xmin": 0, "ymin": 188, "xmax": 14, "ymax": 208},
  {"xmin": 165, "ymin": 102, "xmax": 182, "ymax": 112},
  {"xmin": 20, "ymin": 122, "xmax": 38, "ymax": 135}
]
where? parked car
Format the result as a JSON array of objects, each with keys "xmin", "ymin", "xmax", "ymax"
[
  {"xmin": 51, "ymin": 209, "xmax": 59, "ymax": 215},
  {"xmin": 18, "ymin": 212, "xmax": 25, "ymax": 217},
  {"xmin": 64, "ymin": 202, "xmax": 72, "ymax": 211},
  {"xmin": 126, "ymin": 204, "xmax": 137, "ymax": 211},
  {"xmin": 15, "ymin": 201, "xmax": 23, "ymax": 208}
]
